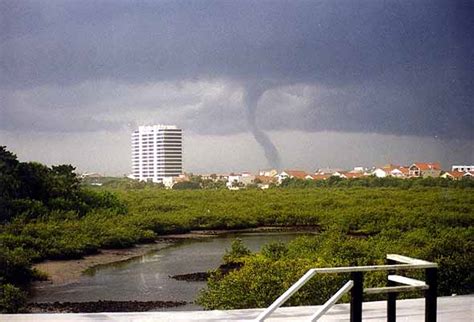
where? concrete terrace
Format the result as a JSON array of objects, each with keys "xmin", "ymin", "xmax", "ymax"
[{"xmin": 2, "ymin": 295, "xmax": 472, "ymax": 322}]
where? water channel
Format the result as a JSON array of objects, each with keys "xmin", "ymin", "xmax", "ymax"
[{"xmin": 31, "ymin": 232, "xmax": 309, "ymax": 310}]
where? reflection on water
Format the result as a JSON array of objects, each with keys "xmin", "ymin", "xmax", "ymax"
[{"xmin": 31, "ymin": 232, "xmax": 309, "ymax": 310}]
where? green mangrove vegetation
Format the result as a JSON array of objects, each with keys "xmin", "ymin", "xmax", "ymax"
[{"xmin": 0, "ymin": 146, "xmax": 473, "ymax": 312}]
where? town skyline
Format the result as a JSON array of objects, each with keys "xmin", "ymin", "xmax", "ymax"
[{"xmin": 3, "ymin": 129, "xmax": 473, "ymax": 176}]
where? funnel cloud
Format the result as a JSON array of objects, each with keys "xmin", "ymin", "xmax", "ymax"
[{"xmin": 244, "ymin": 82, "xmax": 281, "ymax": 169}]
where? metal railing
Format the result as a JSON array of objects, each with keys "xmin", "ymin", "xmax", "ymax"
[
  {"xmin": 308, "ymin": 280, "xmax": 353, "ymax": 322},
  {"xmin": 254, "ymin": 254, "xmax": 437, "ymax": 322}
]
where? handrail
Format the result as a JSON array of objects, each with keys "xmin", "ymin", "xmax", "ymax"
[
  {"xmin": 254, "ymin": 254, "xmax": 438, "ymax": 322},
  {"xmin": 254, "ymin": 269, "xmax": 317, "ymax": 322},
  {"xmin": 364, "ymin": 285, "xmax": 428, "ymax": 294},
  {"xmin": 388, "ymin": 275, "xmax": 427, "ymax": 287},
  {"xmin": 310, "ymin": 262, "xmax": 436, "ymax": 274},
  {"xmin": 308, "ymin": 280, "xmax": 354, "ymax": 322},
  {"xmin": 386, "ymin": 254, "xmax": 435, "ymax": 265}
]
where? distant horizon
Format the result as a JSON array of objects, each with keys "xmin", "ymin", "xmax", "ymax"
[{"xmin": 3, "ymin": 130, "xmax": 472, "ymax": 177}]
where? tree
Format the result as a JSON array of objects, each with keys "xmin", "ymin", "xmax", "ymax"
[
  {"xmin": 51, "ymin": 164, "xmax": 80, "ymax": 198},
  {"xmin": 173, "ymin": 181, "xmax": 201, "ymax": 190},
  {"xmin": 231, "ymin": 180, "xmax": 245, "ymax": 188},
  {"xmin": 16, "ymin": 162, "xmax": 52, "ymax": 202},
  {"xmin": 0, "ymin": 147, "xmax": 21, "ymax": 222}
]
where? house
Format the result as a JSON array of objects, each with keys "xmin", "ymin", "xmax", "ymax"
[
  {"xmin": 80, "ymin": 172, "xmax": 103, "ymax": 178},
  {"xmin": 443, "ymin": 171, "xmax": 474, "ymax": 180},
  {"xmin": 345, "ymin": 172, "xmax": 365, "ymax": 179},
  {"xmin": 408, "ymin": 163, "xmax": 441, "ymax": 178},
  {"xmin": 306, "ymin": 173, "xmax": 331, "ymax": 180},
  {"xmin": 441, "ymin": 171, "xmax": 466, "ymax": 180},
  {"xmin": 253, "ymin": 175, "xmax": 276, "ymax": 189},
  {"xmin": 277, "ymin": 170, "xmax": 308, "ymax": 183},
  {"xmin": 315, "ymin": 168, "xmax": 345, "ymax": 175},
  {"xmin": 331, "ymin": 171, "xmax": 348, "ymax": 179},
  {"xmin": 258, "ymin": 169, "xmax": 278, "ymax": 177},
  {"xmin": 372, "ymin": 164, "xmax": 399, "ymax": 178},
  {"xmin": 395, "ymin": 166, "xmax": 410, "ymax": 178},
  {"xmin": 373, "ymin": 164, "xmax": 407, "ymax": 178},
  {"xmin": 201, "ymin": 174, "xmax": 228, "ymax": 181},
  {"xmin": 351, "ymin": 167, "xmax": 366, "ymax": 173},
  {"xmin": 162, "ymin": 174, "xmax": 190, "ymax": 188},
  {"xmin": 452, "ymin": 165, "xmax": 474, "ymax": 173},
  {"xmin": 373, "ymin": 168, "xmax": 389, "ymax": 178},
  {"xmin": 226, "ymin": 172, "xmax": 255, "ymax": 189},
  {"xmin": 463, "ymin": 171, "xmax": 474, "ymax": 179}
]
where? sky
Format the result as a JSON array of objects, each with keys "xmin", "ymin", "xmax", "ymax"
[{"xmin": 0, "ymin": 0, "xmax": 473, "ymax": 175}]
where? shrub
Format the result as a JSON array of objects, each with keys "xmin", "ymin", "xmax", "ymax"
[
  {"xmin": 223, "ymin": 239, "xmax": 251, "ymax": 264},
  {"xmin": 0, "ymin": 284, "xmax": 27, "ymax": 313}
]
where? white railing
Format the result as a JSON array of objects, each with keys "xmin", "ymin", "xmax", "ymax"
[
  {"xmin": 254, "ymin": 269, "xmax": 317, "ymax": 322},
  {"xmin": 254, "ymin": 254, "xmax": 438, "ymax": 322},
  {"xmin": 308, "ymin": 280, "xmax": 354, "ymax": 322}
]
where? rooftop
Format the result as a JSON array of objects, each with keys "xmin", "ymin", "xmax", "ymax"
[{"xmin": 137, "ymin": 125, "xmax": 180, "ymax": 132}]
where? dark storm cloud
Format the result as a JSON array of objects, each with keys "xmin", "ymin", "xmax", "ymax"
[{"xmin": 0, "ymin": 0, "xmax": 473, "ymax": 139}]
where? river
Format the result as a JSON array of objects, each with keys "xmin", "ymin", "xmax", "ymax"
[{"xmin": 31, "ymin": 232, "xmax": 308, "ymax": 310}]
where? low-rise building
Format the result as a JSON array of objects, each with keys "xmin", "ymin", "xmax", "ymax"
[
  {"xmin": 308, "ymin": 173, "xmax": 332, "ymax": 180},
  {"xmin": 452, "ymin": 165, "xmax": 474, "ymax": 172},
  {"xmin": 226, "ymin": 172, "xmax": 255, "ymax": 189},
  {"xmin": 253, "ymin": 175, "xmax": 276, "ymax": 189},
  {"xmin": 80, "ymin": 172, "xmax": 103, "ymax": 178},
  {"xmin": 373, "ymin": 168, "xmax": 389, "ymax": 178},
  {"xmin": 464, "ymin": 171, "xmax": 474, "ymax": 178},
  {"xmin": 395, "ymin": 167, "xmax": 410, "ymax": 178},
  {"xmin": 344, "ymin": 172, "xmax": 365, "ymax": 179},
  {"xmin": 408, "ymin": 163, "xmax": 441, "ymax": 178},
  {"xmin": 259, "ymin": 169, "xmax": 278, "ymax": 177},
  {"xmin": 441, "ymin": 171, "xmax": 466, "ymax": 180},
  {"xmin": 331, "ymin": 171, "xmax": 348, "ymax": 179},
  {"xmin": 201, "ymin": 173, "xmax": 228, "ymax": 182},
  {"xmin": 351, "ymin": 166, "xmax": 367, "ymax": 173},
  {"xmin": 373, "ymin": 164, "xmax": 407, "ymax": 178},
  {"xmin": 162, "ymin": 174, "xmax": 190, "ymax": 188},
  {"xmin": 277, "ymin": 170, "xmax": 308, "ymax": 183},
  {"xmin": 315, "ymin": 168, "xmax": 345, "ymax": 175}
]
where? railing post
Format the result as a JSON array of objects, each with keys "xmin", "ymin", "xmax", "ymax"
[
  {"xmin": 350, "ymin": 272, "xmax": 363, "ymax": 322},
  {"xmin": 425, "ymin": 267, "xmax": 437, "ymax": 322},
  {"xmin": 387, "ymin": 259, "xmax": 396, "ymax": 322}
]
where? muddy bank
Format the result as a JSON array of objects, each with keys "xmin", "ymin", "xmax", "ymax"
[
  {"xmin": 171, "ymin": 262, "xmax": 244, "ymax": 282},
  {"xmin": 32, "ymin": 242, "xmax": 173, "ymax": 286},
  {"xmin": 32, "ymin": 233, "xmax": 215, "ymax": 287},
  {"xmin": 33, "ymin": 226, "xmax": 318, "ymax": 287},
  {"xmin": 175, "ymin": 225, "xmax": 320, "ymax": 237},
  {"xmin": 27, "ymin": 300, "xmax": 187, "ymax": 313}
]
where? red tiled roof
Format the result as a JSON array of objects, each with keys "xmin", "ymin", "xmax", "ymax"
[
  {"xmin": 445, "ymin": 171, "xmax": 465, "ymax": 179},
  {"xmin": 345, "ymin": 172, "xmax": 365, "ymax": 179},
  {"xmin": 381, "ymin": 164, "xmax": 401, "ymax": 172},
  {"xmin": 398, "ymin": 167, "xmax": 410, "ymax": 174},
  {"xmin": 284, "ymin": 170, "xmax": 308, "ymax": 179},
  {"xmin": 308, "ymin": 174, "xmax": 331, "ymax": 180},
  {"xmin": 411, "ymin": 162, "xmax": 441, "ymax": 171}
]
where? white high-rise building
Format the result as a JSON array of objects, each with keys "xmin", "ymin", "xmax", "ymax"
[{"xmin": 131, "ymin": 125, "xmax": 183, "ymax": 182}]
